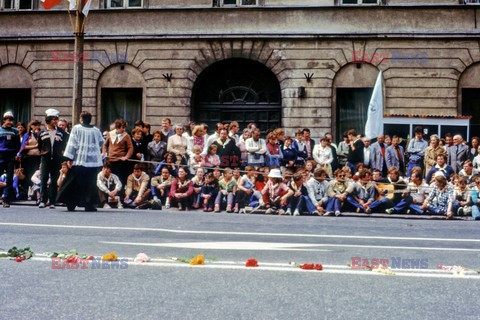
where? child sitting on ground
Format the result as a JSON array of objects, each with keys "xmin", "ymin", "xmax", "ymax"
[{"xmin": 201, "ymin": 172, "xmax": 219, "ymax": 212}]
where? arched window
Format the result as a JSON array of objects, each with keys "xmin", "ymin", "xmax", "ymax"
[
  {"xmin": 192, "ymin": 58, "xmax": 281, "ymax": 133},
  {"xmin": 0, "ymin": 65, "xmax": 33, "ymax": 125}
]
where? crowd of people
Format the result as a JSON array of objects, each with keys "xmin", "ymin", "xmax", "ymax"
[{"xmin": 1, "ymin": 110, "xmax": 479, "ymax": 220}]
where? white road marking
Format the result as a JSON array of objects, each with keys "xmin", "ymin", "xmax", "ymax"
[
  {"xmin": 100, "ymin": 240, "xmax": 480, "ymax": 252},
  {"xmin": 1, "ymin": 222, "xmax": 479, "ymax": 243},
  {"xmin": 5, "ymin": 256, "xmax": 478, "ymax": 280},
  {"xmin": 101, "ymin": 241, "xmax": 330, "ymax": 251}
]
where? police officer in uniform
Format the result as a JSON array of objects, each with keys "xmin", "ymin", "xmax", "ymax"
[{"xmin": 0, "ymin": 111, "xmax": 21, "ymax": 208}]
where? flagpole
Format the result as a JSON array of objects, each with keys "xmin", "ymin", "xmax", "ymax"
[{"xmin": 72, "ymin": 0, "xmax": 85, "ymax": 125}]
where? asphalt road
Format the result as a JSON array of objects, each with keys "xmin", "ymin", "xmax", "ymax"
[{"xmin": 1, "ymin": 206, "xmax": 479, "ymax": 320}]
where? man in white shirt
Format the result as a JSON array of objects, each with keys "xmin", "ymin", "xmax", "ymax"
[
  {"xmin": 97, "ymin": 162, "xmax": 123, "ymax": 209},
  {"xmin": 245, "ymin": 128, "xmax": 267, "ymax": 167},
  {"xmin": 203, "ymin": 122, "xmax": 224, "ymax": 154}
]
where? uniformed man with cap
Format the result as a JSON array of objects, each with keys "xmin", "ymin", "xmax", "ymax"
[
  {"xmin": 0, "ymin": 111, "xmax": 21, "ymax": 208},
  {"xmin": 38, "ymin": 108, "xmax": 67, "ymax": 209}
]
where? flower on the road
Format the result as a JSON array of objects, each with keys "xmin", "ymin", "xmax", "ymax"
[
  {"xmin": 189, "ymin": 255, "xmax": 205, "ymax": 265},
  {"xmin": 134, "ymin": 253, "xmax": 151, "ymax": 263},
  {"xmin": 49, "ymin": 249, "xmax": 90, "ymax": 260},
  {"xmin": 299, "ymin": 263, "xmax": 323, "ymax": 271},
  {"xmin": 102, "ymin": 252, "xmax": 118, "ymax": 261},
  {"xmin": 373, "ymin": 267, "xmax": 395, "ymax": 276},
  {"xmin": 245, "ymin": 259, "xmax": 258, "ymax": 267},
  {"xmin": 7, "ymin": 245, "xmax": 34, "ymax": 261},
  {"xmin": 437, "ymin": 265, "xmax": 467, "ymax": 276}
]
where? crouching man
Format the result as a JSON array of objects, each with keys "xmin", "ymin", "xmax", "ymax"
[
  {"xmin": 97, "ymin": 162, "xmax": 123, "ymax": 209},
  {"xmin": 124, "ymin": 164, "xmax": 151, "ymax": 209}
]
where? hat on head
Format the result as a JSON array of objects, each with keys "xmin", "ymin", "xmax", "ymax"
[
  {"xmin": 45, "ymin": 108, "xmax": 60, "ymax": 118},
  {"xmin": 268, "ymin": 168, "xmax": 283, "ymax": 179},
  {"xmin": 3, "ymin": 111, "xmax": 14, "ymax": 119}
]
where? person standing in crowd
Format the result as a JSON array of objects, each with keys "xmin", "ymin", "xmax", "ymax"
[
  {"xmin": 38, "ymin": 109, "xmax": 67, "ymax": 209},
  {"xmin": 16, "ymin": 122, "xmax": 27, "ymax": 142},
  {"xmin": 187, "ymin": 124, "xmax": 207, "ymax": 158},
  {"xmin": 147, "ymin": 131, "xmax": 167, "ymax": 163},
  {"xmin": 97, "ymin": 162, "xmax": 123, "ymax": 209},
  {"xmin": 385, "ymin": 135, "xmax": 405, "ymax": 176},
  {"xmin": 131, "ymin": 128, "xmax": 147, "ymax": 162},
  {"xmin": 212, "ymin": 128, "xmax": 240, "ymax": 168},
  {"xmin": 346, "ymin": 129, "xmax": 364, "ymax": 174},
  {"xmin": 183, "ymin": 121, "xmax": 196, "ymax": 139},
  {"xmin": 444, "ymin": 133, "xmax": 454, "ymax": 152},
  {"xmin": 0, "ymin": 111, "xmax": 21, "ymax": 208},
  {"xmin": 406, "ymin": 126, "xmax": 428, "ymax": 177},
  {"xmin": 303, "ymin": 128, "xmax": 315, "ymax": 160},
  {"xmin": 281, "ymin": 136, "xmax": 297, "ymax": 170},
  {"xmin": 469, "ymin": 136, "xmax": 479, "ymax": 161},
  {"xmin": 236, "ymin": 128, "xmax": 251, "ymax": 168},
  {"xmin": 228, "ymin": 121, "xmax": 240, "ymax": 143},
  {"xmin": 293, "ymin": 129, "xmax": 308, "ymax": 166},
  {"xmin": 370, "ymin": 134, "xmax": 387, "ymax": 177},
  {"xmin": 246, "ymin": 128, "xmax": 267, "ymax": 167},
  {"xmin": 424, "ymin": 134, "xmax": 445, "ymax": 176},
  {"xmin": 324, "ymin": 132, "xmax": 339, "ymax": 171},
  {"xmin": 161, "ymin": 118, "xmax": 175, "ymax": 143},
  {"xmin": 102, "ymin": 118, "xmax": 134, "ymax": 186},
  {"xmin": 363, "ymin": 138, "xmax": 373, "ymax": 168},
  {"xmin": 448, "ymin": 134, "xmax": 469, "ymax": 173},
  {"xmin": 337, "ymin": 132, "xmax": 349, "ymax": 169},
  {"xmin": 204, "ymin": 122, "xmax": 224, "ymax": 153},
  {"xmin": 312, "ymin": 137, "xmax": 333, "ymax": 177},
  {"xmin": 143, "ymin": 122, "xmax": 153, "ymax": 144},
  {"xmin": 266, "ymin": 132, "xmax": 283, "ymax": 167},
  {"xmin": 167, "ymin": 124, "xmax": 188, "ymax": 165},
  {"xmin": 57, "ymin": 111, "xmax": 104, "ymax": 211},
  {"xmin": 57, "ymin": 118, "xmax": 70, "ymax": 144},
  {"xmin": 17, "ymin": 119, "xmax": 42, "ymax": 190}
]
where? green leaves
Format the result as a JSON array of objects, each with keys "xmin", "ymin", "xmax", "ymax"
[{"xmin": 6, "ymin": 245, "xmax": 34, "ymax": 260}]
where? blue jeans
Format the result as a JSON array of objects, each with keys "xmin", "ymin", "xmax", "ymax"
[
  {"xmin": 326, "ymin": 197, "xmax": 343, "ymax": 212},
  {"xmin": 470, "ymin": 190, "xmax": 480, "ymax": 220},
  {"xmin": 346, "ymin": 196, "xmax": 383, "ymax": 212},
  {"xmin": 288, "ymin": 195, "xmax": 316, "ymax": 214},
  {"xmin": 407, "ymin": 160, "xmax": 424, "ymax": 178},
  {"xmin": 347, "ymin": 162, "xmax": 360, "ymax": 174}
]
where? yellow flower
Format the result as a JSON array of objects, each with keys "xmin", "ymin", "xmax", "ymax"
[
  {"xmin": 189, "ymin": 255, "xmax": 205, "ymax": 265},
  {"xmin": 102, "ymin": 252, "xmax": 118, "ymax": 261}
]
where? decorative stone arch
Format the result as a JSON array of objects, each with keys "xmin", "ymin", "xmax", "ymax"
[
  {"xmin": 96, "ymin": 63, "xmax": 146, "ymax": 130},
  {"xmin": 331, "ymin": 63, "xmax": 380, "ymax": 140},
  {"xmin": 458, "ymin": 62, "xmax": 480, "ymax": 139},
  {"xmin": 190, "ymin": 57, "xmax": 283, "ymax": 133},
  {"xmin": 0, "ymin": 64, "xmax": 34, "ymax": 124}
]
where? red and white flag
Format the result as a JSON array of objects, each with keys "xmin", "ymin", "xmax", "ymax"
[
  {"xmin": 68, "ymin": 0, "xmax": 92, "ymax": 16},
  {"xmin": 41, "ymin": 0, "xmax": 62, "ymax": 9}
]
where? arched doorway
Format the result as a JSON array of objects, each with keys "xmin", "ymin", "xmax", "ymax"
[
  {"xmin": 332, "ymin": 63, "xmax": 379, "ymax": 141},
  {"xmin": 459, "ymin": 62, "xmax": 480, "ymax": 141},
  {"xmin": 97, "ymin": 64, "xmax": 146, "ymax": 131},
  {"xmin": 192, "ymin": 58, "xmax": 281, "ymax": 133},
  {"xmin": 0, "ymin": 64, "xmax": 33, "ymax": 125}
]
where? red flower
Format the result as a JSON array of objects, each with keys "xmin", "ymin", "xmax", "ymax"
[
  {"xmin": 245, "ymin": 259, "xmax": 258, "ymax": 267},
  {"xmin": 15, "ymin": 256, "xmax": 25, "ymax": 263},
  {"xmin": 300, "ymin": 263, "xmax": 323, "ymax": 271},
  {"xmin": 86, "ymin": 256, "xmax": 94, "ymax": 260}
]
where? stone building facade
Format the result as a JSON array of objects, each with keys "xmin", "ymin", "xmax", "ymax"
[{"xmin": 0, "ymin": 0, "xmax": 479, "ymax": 140}]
